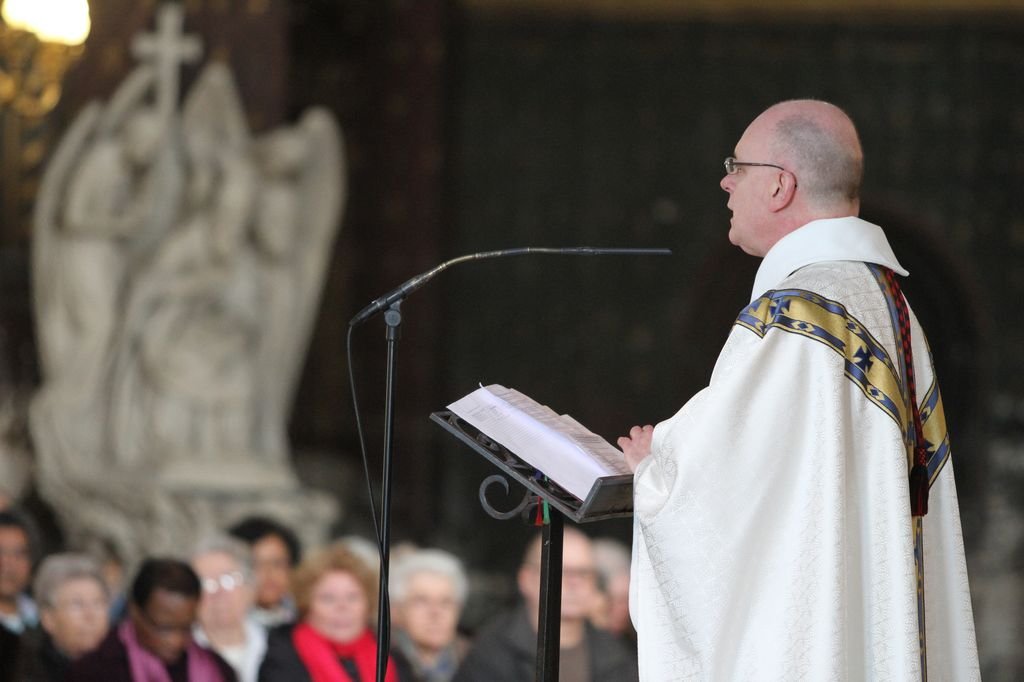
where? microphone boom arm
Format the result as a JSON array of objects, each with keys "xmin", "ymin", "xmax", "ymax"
[{"xmin": 349, "ymin": 246, "xmax": 672, "ymax": 326}]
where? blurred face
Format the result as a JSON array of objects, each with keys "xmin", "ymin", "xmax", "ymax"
[
  {"xmin": 519, "ymin": 533, "xmax": 598, "ymax": 622},
  {"xmin": 559, "ymin": 537, "xmax": 598, "ymax": 620},
  {"xmin": 130, "ymin": 588, "xmax": 198, "ymax": 664},
  {"xmin": 192, "ymin": 551, "xmax": 252, "ymax": 632},
  {"xmin": 603, "ymin": 573, "xmax": 632, "ymax": 636},
  {"xmin": 395, "ymin": 573, "xmax": 461, "ymax": 654},
  {"xmin": 719, "ymin": 115, "xmax": 779, "ymax": 257},
  {"xmin": 0, "ymin": 527, "xmax": 31, "ymax": 606},
  {"xmin": 306, "ymin": 570, "xmax": 369, "ymax": 644},
  {"xmin": 41, "ymin": 578, "xmax": 110, "ymax": 659},
  {"xmin": 251, "ymin": 535, "xmax": 292, "ymax": 610}
]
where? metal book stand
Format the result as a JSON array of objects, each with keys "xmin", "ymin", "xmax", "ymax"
[{"xmin": 430, "ymin": 410, "xmax": 633, "ymax": 682}]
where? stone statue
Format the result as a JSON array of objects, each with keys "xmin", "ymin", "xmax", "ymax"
[
  {"xmin": 250, "ymin": 109, "xmax": 345, "ymax": 460},
  {"xmin": 30, "ymin": 4, "xmax": 342, "ymax": 567},
  {"xmin": 34, "ymin": 65, "xmax": 173, "ymax": 404},
  {"xmin": 109, "ymin": 63, "xmax": 261, "ymax": 476}
]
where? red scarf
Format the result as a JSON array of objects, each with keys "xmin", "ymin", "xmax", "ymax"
[{"xmin": 292, "ymin": 621, "xmax": 397, "ymax": 682}]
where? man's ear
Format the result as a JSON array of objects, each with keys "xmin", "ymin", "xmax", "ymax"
[{"xmin": 767, "ymin": 171, "xmax": 797, "ymax": 212}]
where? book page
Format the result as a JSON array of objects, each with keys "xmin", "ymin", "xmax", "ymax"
[
  {"xmin": 447, "ymin": 384, "xmax": 627, "ymax": 500},
  {"xmin": 557, "ymin": 414, "xmax": 631, "ymax": 476},
  {"xmin": 497, "ymin": 387, "xmax": 629, "ymax": 476}
]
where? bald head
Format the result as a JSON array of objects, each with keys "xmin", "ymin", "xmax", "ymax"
[
  {"xmin": 518, "ymin": 527, "xmax": 597, "ymax": 624},
  {"xmin": 721, "ymin": 100, "xmax": 864, "ymax": 256},
  {"xmin": 759, "ymin": 100, "xmax": 863, "ymax": 209},
  {"xmin": 521, "ymin": 526, "xmax": 592, "ymax": 568}
]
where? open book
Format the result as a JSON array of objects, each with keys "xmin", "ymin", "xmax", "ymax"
[{"xmin": 447, "ymin": 384, "xmax": 631, "ymax": 502}]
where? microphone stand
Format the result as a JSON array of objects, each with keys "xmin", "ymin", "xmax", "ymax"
[
  {"xmin": 354, "ymin": 247, "xmax": 672, "ymax": 682},
  {"xmin": 375, "ymin": 302, "xmax": 401, "ymax": 682}
]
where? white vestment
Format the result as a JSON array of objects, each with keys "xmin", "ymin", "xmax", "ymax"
[{"xmin": 630, "ymin": 217, "xmax": 979, "ymax": 681}]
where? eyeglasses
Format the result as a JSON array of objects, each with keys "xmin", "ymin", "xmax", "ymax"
[
  {"xmin": 52, "ymin": 596, "xmax": 108, "ymax": 614},
  {"xmin": 405, "ymin": 594, "xmax": 460, "ymax": 611},
  {"xmin": 201, "ymin": 571, "xmax": 246, "ymax": 595},
  {"xmin": 724, "ymin": 157, "xmax": 787, "ymax": 175},
  {"xmin": 524, "ymin": 564, "xmax": 596, "ymax": 582}
]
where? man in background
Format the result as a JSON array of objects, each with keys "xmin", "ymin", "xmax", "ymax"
[
  {"xmin": 191, "ymin": 536, "xmax": 266, "ymax": 682},
  {"xmin": 589, "ymin": 538, "xmax": 633, "ymax": 649},
  {"xmin": 0, "ymin": 509, "xmax": 38, "ymax": 635},
  {"xmin": 455, "ymin": 527, "xmax": 637, "ymax": 682},
  {"xmin": 228, "ymin": 517, "xmax": 300, "ymax": 628},
  {"xmin": 67, "ymin": 557, "xmax": 237, "ymax": 682}
]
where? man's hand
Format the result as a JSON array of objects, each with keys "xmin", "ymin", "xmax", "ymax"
[{"xmin": 617, "ymin": 424, "xmax": 654, "ymax": 473}]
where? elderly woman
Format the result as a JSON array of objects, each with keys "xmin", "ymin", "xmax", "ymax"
[
  {"xmin": 389, "ymin": 549, "xmax": 468, "ymax": 682},
  {"xmin": 258, "ymin": 543, "xmax": 400, "ymax": 682},
  {"xmin": 18, "ymin": 553, "xmax": 110, "ymax": 680},
  {"xmin": 191, "ymin": 536, "xmax": 267, "ymax": 682}
]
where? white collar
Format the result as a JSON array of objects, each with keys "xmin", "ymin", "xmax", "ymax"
[{"xmin": 750, "ymin": 216, "xmax": 908, "ymax": 302}]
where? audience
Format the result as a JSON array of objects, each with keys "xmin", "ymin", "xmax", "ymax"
[
  {"xmin": 0, "ymin": 509, "xmax": 38, "ymax": 634},
  {"xmin": 66, "ymin": 557, "xmax": 237, "ymax": 681},
  {"xmin": 191, "ymin": 536, "xmax": 267, "ymax": 682},
  {"xmin": 258, "ymin": 542, "xmax": 401, "ymax": 682},
  {"xmin": 390, "ymin": 549, "xmax": 468, "ymax": 682},
  {"xmin": 228, "ymin": 517, "xmax": 301, "ymax": 628},
  {"xmin": 15, "ymin": 553, "xmax": 111, "ymax": 681},
  {"xmin": 454, "ymin": 527, "xmax": 638, "ymax": 682},
  {"xmin": 1, "ymin": 506, "xmax": 637, "ymax": 682}
]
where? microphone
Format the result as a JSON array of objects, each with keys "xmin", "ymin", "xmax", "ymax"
[{"xmin": 349, "ymin": 246, "xmax": 672, "ymax": 327}]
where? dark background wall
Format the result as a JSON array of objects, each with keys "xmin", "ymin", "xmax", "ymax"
[{"xmin": 434, "ymin": 6, "xmax": 1011, "ymax": 552}]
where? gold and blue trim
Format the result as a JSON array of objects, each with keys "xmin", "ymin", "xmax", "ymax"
[
  {"xmin": 736, "ymin": 281, "xmax": 953, "ymax": 488},
  {"xmin": 735, "ymin": 289, "xmax": 907, "ymax": 430},
  {"xmin": 920, "ymin": 380, "xmax": 951, "ymax": 486}
]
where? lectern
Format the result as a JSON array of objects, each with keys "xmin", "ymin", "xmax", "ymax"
[{"xmin": 431, "ymin": 410, "xmax": 633, "ymax": 682}]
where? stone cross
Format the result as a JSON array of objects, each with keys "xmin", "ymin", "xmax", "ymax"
[{"xmin": 131, "ymin": 3, "xmax": 202, "ymax": 123}]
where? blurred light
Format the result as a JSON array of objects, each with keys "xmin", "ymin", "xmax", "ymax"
[{"xmin": 2, "ymin": 0, "xmax": 91, "ymax": 46}]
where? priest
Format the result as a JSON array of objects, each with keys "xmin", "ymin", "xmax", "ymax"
[{"xmin": 618, "ymin": 99, "xmax": 979, "ymax": 680}]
